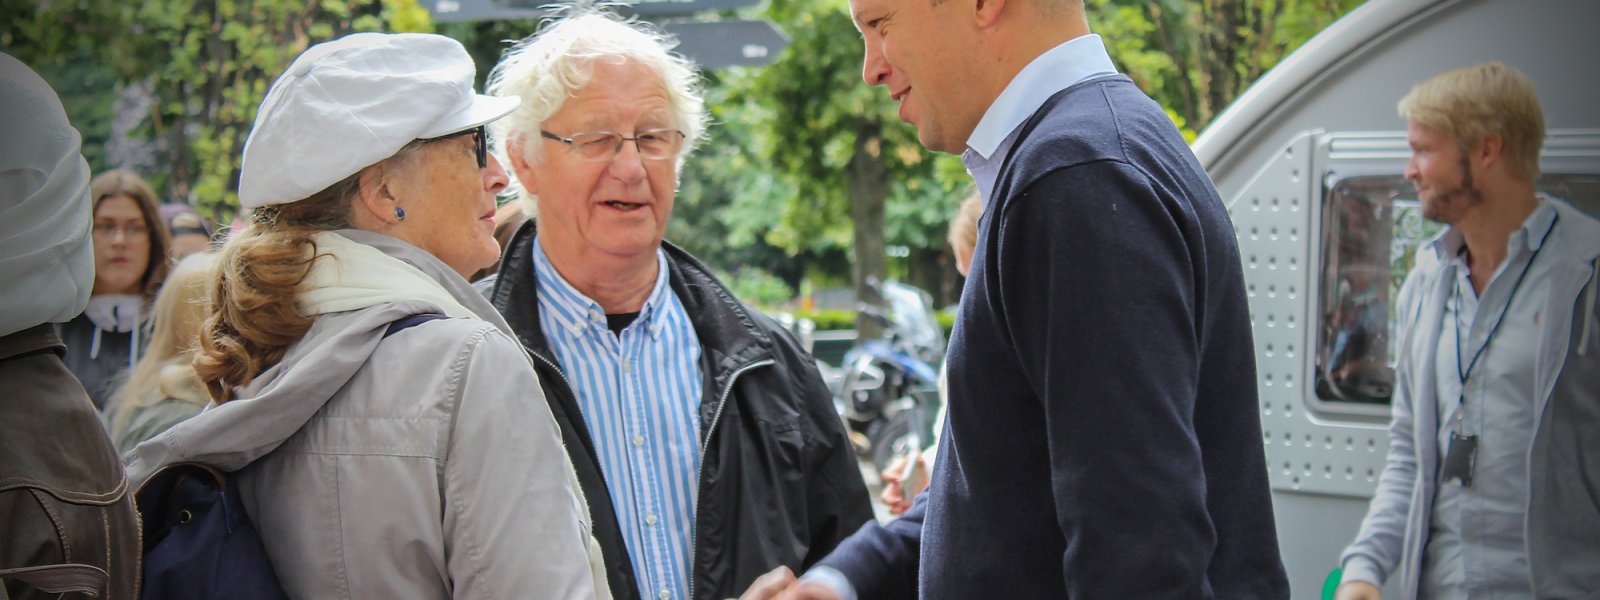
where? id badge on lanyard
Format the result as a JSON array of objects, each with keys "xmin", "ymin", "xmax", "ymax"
[
  {"xmin": 1442, "ymin": 213, "xmax": 1556, "ymax": 489},
  {"xmin": 1441, "ymin": 412, "xmax": 1478, "ymax": 488}
]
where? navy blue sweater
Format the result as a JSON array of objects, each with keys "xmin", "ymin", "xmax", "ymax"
[{"xmin": 818, "ymin": 75, "xmax": 1288, "ymax": 599}]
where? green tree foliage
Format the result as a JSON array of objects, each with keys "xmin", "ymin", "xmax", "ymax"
[
  {"xmin": 3, "ymin": 0, "xmax": 434, "ymax": 222},
  {"xmin": 675, "ymin": 0, "xmax": 1362, "ymax": 313},
  {"xmin": 1108, "ymin": 0, "xmax": 1365, "ymax": 131},
  {"xmin": 2, "ymin": 0, "xmax": 1361, "ymax": 309},
  {"xmin": 701, "ymin": 0, "xmax": 973, "ymax": 333}
]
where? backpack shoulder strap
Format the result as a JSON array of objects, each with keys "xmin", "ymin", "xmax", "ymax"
[{"xmin": 383, "ymin": 314, "xmax": 449, "ymax": 339}]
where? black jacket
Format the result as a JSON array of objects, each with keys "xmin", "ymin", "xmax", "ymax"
[
  {"xmin": 55, "ymin": 313, "xmax": 138, "ymax": 410},
  {"xmin": 482, "ymin": 221, "xmax": 873, "ymax": 600}
]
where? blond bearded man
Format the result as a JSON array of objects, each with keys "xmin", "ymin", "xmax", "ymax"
[{"xmin": 1336, "ymin": 62, "xmax": 1600, "ymax": 600}]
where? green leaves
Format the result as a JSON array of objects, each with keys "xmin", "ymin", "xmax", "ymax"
[{"xmin": 11, "ymin": 0, "xmax": 434, "ymax": 222}]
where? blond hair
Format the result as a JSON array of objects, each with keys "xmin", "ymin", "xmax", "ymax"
[
  {"xmin": 1399, "ymin": 62, "xmax": 1545, "ymax": 181},
  {"xmin": 108, "ymin": 251, "xmax": 217, "ymax": 437},
  {"xmin": 948, "ymin": 193, "xmax": 983, "ymax": 257}
]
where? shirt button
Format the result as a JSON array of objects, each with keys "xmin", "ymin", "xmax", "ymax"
[
  {"xmin": 632, "ymin": 434, "xmax": 645, "ymax": 447},
  {"xmin": 622, "ymin": 360, "xmax": 633, "ymax": 374},
  {"xmin": 645, "ymin": 514, "xmax": 658, "ymax": 526},
  {"xmin": 658, "ymin": 590, "xmax": 671, "ymax": 600}
]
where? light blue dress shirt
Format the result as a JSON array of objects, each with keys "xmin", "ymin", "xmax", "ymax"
[
  {"xmin": 804, "ymin": 33, "xmax": 1117, "ymax": 600},
  {"xmin": 534, "ymin": 238, "xmax": 704, "ymax": 600},
  {"xmin": 960, "ymin": 34, "xmax": 1118, "ymax": 203},
  {"xmin": 1422, "ymin": 198, "xmax": 1557, "ymax": 598}
]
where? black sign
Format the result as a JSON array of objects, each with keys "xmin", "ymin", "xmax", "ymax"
[
  {"xmin": 422, "ymin": 0, "xmax": 787, "ymax": 69},
  {"xmin": 426, "ymin": 0, "xmax": 541, "ymax": 23},
  {"xmin": 598, "ymin": 0, "xmax": 762, "ymax": 16},
  {"xmin": 664, "ymin": 20, "xmax": 790, "ymax": 68},
  {"xmin": 455, "ymin": 0, "xmax": 761, "ymax": 20}
]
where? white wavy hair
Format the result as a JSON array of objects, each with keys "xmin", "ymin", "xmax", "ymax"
[{"xmin": 488, "ymin": 9, "xmax": 707, "ymax": 216}]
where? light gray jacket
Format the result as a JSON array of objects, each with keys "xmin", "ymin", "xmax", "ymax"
[
  {"xmin": 126, "ymin": 231, "xmax": 606, "ymax": 600},
  {"xmin": 1340, "ymin": 197, "xmax": 1600, "ymax": 599}
]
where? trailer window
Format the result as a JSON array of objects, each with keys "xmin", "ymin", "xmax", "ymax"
[{"xmin": 1315, "ymin": 173, "xmax": 1600, "ymax": 406}]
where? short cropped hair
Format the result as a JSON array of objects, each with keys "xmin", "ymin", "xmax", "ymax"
[
  {"xmin": 488, "ymin": 9, "xmax": 707, "ymax": 215},
  {"xmin": 1399, "ymin": 61, "xmax": 1545, "ymax": 181}
]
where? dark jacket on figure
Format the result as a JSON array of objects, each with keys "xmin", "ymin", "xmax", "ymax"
[
  {"xmin": 55, "ymin": 312, "xmax": 138, "ymax": 411},
  {"xmin": 481, "ymin": 220, "xmax": 874, "ymax": 600},
  {"xmin": 818, "ymin": 75, "xmax": 1289, "ymax": 599},
  {"xmin": 1, "ymin": 324, "xmax": 141, "ymax": 599}
]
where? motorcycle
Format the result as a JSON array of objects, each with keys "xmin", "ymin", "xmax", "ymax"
[{"xmin": 835, "ymin": 279, "xmax": 945, "ymax": 474}]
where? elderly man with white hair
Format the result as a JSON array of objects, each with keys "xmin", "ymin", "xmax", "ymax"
[{"xmin": 477, "ymin": 10, "xmax": 873, "ymax": 600}]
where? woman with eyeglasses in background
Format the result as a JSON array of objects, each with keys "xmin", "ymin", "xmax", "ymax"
[{"xmin": 57, "ymin": 169, "xmax": 171, "ymax": 410}]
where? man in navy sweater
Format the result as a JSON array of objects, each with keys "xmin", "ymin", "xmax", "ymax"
[{"xmin": 741, "ymin": 0, "xmax": 1289, "ymax": 598}]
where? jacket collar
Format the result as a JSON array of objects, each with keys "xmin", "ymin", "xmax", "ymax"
[{"xmin": 488, "ymin": 219, "xmax": 774, "ymax": 376}]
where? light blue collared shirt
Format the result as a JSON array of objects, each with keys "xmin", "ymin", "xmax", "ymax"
[
  {"xmin": 960, "ymin": 34, "xmax": 1118, "ymax": 202},
  {"xmin": 1421, "ymin": 198, "xmax": 1558, "ymax": 598},
  {"xmin": 805, "ymin": 34, "xmax": 1117, "ymax": 600},
  {"xmin": 533, "ymin": 238, "xmax": 704, "ymax": 600}
]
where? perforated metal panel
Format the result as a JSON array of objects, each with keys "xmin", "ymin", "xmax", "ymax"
[{"xmin": 1228, "ymin": 131, "xmax": 1391, "ymax": 498}]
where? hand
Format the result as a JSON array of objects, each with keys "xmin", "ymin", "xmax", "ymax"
[
  {"xmin": 738, "ymin": 566, "xmax": 795, "ymax": 600},
  {"xmin": 736, "ymin": 566, "xmax": 847, "ymax": 600},
  {"xmin": 1334, "ymin": 581, "xmax": 1381, "ymax": 600},
  {"xmin": 879, "ymin": 452, "xmax": 928, "ymax": 515},
  {"xmin": 776, "ymin": 580, "xmax": 843, "ymax": 600}
]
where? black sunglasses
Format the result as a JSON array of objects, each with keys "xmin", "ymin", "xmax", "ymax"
[{"xmin": 422, "ymin": 125, "xmax": 488, "ymax": 168}]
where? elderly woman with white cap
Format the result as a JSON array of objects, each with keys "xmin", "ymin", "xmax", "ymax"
[{"xmin": 124, "ymin": 33, "xmax": 608, "ymax": 599}]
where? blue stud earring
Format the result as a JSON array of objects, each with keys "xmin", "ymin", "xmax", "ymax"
[{"xmin": 395, "ymin": 207, "xmax": 407, "ymax": 222}]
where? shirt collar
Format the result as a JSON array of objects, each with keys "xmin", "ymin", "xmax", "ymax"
[
  {"xmin": 964, "ymin": 34, "xmax": 1118, "ymax": 161},
  {"xmin": 1521, "ymin": 194, "xmax": 1558, "ymax": 252},
  {"xmin": 532, "ymin": 237, "xmax": 671, "ymax": 340},
  {"xmin": 1428, "ymin": 195, "xmax": 1558, "ymax": 263}
]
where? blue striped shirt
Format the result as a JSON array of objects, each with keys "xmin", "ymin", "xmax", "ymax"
[{"xmin": 533, "ymin": 238, "xmax": 704, "ymax": 600}]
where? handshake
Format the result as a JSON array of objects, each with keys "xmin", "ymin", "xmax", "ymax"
[{"xmin": 732, "ymin": 567, "xmax": 840, "ymax": 600}]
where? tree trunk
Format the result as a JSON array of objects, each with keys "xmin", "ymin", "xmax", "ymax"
[{"xmin": 848, "ymin": 124, "xmax": 888, "ymax": 341}]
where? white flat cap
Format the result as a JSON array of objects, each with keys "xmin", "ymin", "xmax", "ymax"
[{"xmin": 238, "ymin": 32, "xmax": 519, "ymax": 209}]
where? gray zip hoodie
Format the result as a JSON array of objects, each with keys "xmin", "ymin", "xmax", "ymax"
[{"xmin": 125, "ymin": 230, "xmax": 607, "ymax": 599}]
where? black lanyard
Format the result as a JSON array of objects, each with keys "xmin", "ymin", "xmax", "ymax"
[{"xmin": 1450, "ymin": 212, "xmax": 1559, "ymax": 430}]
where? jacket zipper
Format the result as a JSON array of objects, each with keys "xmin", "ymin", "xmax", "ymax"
[
  {"xmin": 686, "ymin": 357, "xmax": 775, "ymax": 600},
  {"xmin": 527, "ymin": 349, "xmax": 611, "ymax": 549}
]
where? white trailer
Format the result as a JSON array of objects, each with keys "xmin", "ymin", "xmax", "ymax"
[{"xmin": 1192, "ymin": 0, "xmax": 1600, "ymax": 596}]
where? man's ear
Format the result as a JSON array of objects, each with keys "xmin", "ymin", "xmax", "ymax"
[
  {"xmin": 506, "ymin": 135, "xmax": 539, "ymax": 196},
  {"xmin": 973, "ymin": 0, "xmax": 1008, "ymax": 28},
  {"xmin": 353, "ymin": 165, "xmax": 403, "ymax": 226},
  {"xmin": 1475, "ymin": 134, "xmax": 1505, "ymax": 174}
]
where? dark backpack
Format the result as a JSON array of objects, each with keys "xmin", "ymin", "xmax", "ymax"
[{"xmin": 134, "ymin": 462, "xmax": 288, "ymax": 600}]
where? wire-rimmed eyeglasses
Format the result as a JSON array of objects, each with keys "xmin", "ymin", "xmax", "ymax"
[{"xmin": 540, "ymin": 129, "xmax": 686, "ymax": 162}]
